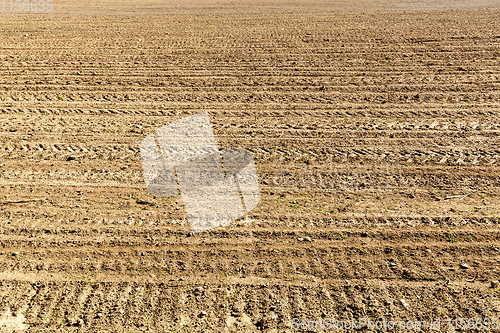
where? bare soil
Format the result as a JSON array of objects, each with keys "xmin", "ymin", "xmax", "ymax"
[{"xmin": 0, "ymin": 2, "xmax": 499, "ymax": 332}]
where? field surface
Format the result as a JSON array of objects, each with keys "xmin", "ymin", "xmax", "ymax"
[{"xmin": 0, "ymin": 1, "xmax": 500, "ymax": 332}]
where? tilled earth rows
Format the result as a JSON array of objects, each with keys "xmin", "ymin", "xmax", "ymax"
[{"xmin": 0, "ymin": 8, "xmax": 499, "ymax": 332}]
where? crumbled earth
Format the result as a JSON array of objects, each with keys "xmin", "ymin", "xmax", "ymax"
[{"xmin": 0, "ymin": 1, "xmax": 500, "ymax": 332}]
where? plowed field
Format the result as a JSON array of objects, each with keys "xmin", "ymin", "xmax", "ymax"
[{"xmin": 1, "ymin": 2, "xmax": 500, "ymax": 332}]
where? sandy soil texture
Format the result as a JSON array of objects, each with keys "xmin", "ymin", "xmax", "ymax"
[{"xmin": 0, "ymin": 2, "xmax": 499, "ymax": 332}]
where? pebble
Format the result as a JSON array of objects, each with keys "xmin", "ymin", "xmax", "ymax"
[
  {"xmin": 460, "ymin": 263, "xmax": 469, "ymax": 269},
  {"xmin": 198, "ymin": 311, "xmax": 207, "ymax": 317},
  {"xmin": 67, "ymin": 155, "xmax": 76, "ymax": 161},
  {"xmin": 491, "ymin": 280, "xmax": 499, "ymax": 289},
  {"xmin": 400, "ymin": 299, "xmax": 409, "ymax": 308},
  {"xmin": 297, "ymin": 237, "xmax": 304, "ymax": 242},
  {"xmin": 304, "ymin": 236, "xmax": 312, "ymax": 242}
]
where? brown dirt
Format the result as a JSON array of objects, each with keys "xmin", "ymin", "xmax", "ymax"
[{"xmin": 0, "ymin": 2, "xmax": 500, "ymax": 332}]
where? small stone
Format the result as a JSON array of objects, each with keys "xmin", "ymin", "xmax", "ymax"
[
  {"xmin": 198, "ymin": 311, "xmax": 207, "ymax": 318},
  {"xmin": 491, "ymin": 280, "xmax": 499, "ymax": 289},
  {"xmin": 390, "ymin": 263, "xmax": 396, "ymax": 267},
  {"xmin": 67, "ymin": 155, "xmax": 76, "ymax": 161},
  {"xmin": 304, "ymin": 236, "xmax": 312, "ymax": 242},
  {"xmin": 297, "ymin": 237, "xmax": 304, "ymax": 242},
  {"xmin": 400, "ymin": 299, "xmax": 409, "ymax": 308},
  {"xmin": 136, "ymin": 125, "xmax": 143, "ymax": 129},
  {"xmin": 460, "ymin": 263, "xmax": 469, "ymax": 269}
]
